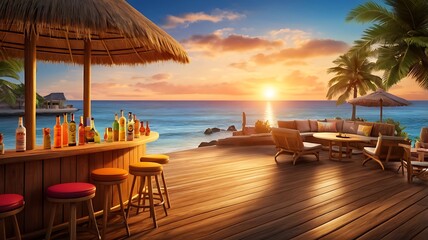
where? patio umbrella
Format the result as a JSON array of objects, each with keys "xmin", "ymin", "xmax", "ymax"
[
  {"xmin": 347, "ymin": 89, "xmax": 410, "ymax": 122},
  {"xmin": 0, "ymin": 0, "xmax": 189, "ymax": 149}
]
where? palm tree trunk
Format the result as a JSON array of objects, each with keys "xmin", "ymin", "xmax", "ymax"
[{"xmin": 351, "ymin": 86, "xmax": 357, "ymax": 120}]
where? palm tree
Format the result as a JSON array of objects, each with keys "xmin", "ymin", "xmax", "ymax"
[
  {"xmin": 326, "ymin": 50, "xmax": 383, "ymax": 120},
  {"xmin": 0, "ymin": 59, "xmax": 23, "ymax": 106},
  {"xmin": 346, "ymin": 0, "xmax": 428, "ymax": 89}
]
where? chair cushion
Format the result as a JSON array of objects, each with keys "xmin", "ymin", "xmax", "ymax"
[
  {"xmin": 363, "ymin": 147, "xmax": 376, "ymax": 155},
  {"xmin": 300, "ymin": 132, "xmax": 315, "ymax": 137},
  {"xmin": 357, "ymin": 125, "xmax": 373, "ymax": 137},
  {"xmin": 343, "ymin": 121, "xmax": 357, "ymax": 134},
  {"xmin": 0, "ymin": 194, "xmax": 24, "ymax": 212},
  {"xmin": 47, "ymin": 182, "xmax": 96, "ymax": 199},
  {"xmin": 91, "ymin": 168, "xmax": 128, "ymax": 182},
  {"xmin": 129, "ymin": 162, "xmax": 163, "ymax": 173},
  {"xmin": 372, "ymin": 122, "xmax": 394, "ymax": 137},
  {"xmin": 420, "ymin": 128, "xmax": 428, "ymax": 143},
  {"xmin": 327, "ymin": 119, "xmax": 343, "ymax": 132},
  {"xmin": 317, "ymin": 121, "xmax": 337, "ymax": 132},
  {"xmin": 295, "ymin": 120, "xmax": 311, "ymax": 133},
  {"xmin": 309, "ymin": 120, "xmax": 318, "ymax": 132},
  {"xmin": 278, "ymin": 120, "xmax": 296, "ymax": 129},
  {"xmin": 410, "ymin": 161, "xmax": 428, "ymax": 168},
  {"xmin": 303, "ymin": 142, "xmax": 322, "ymax": 150}
]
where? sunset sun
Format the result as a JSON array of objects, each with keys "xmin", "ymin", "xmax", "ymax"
[{"xmin": 263, "ymin": 87, "xmax": 276, "ymax": 100}]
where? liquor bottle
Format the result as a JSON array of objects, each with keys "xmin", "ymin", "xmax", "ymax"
[
  {"xmin": 92, "ymin": 118, "xmax": 101, "ymax": 143},
  {"xmin": 139, "ymin": 121, "xmax": 145, "ymax": 136},
  {"xmin": 104, "ymin": 128, "xmax": 108, "ymax": 142},
  {"xmin": 133, "ymin": 114, "xmax": 140, "ymax": 138},
  {"xmin": 0, "ymin": 133, "xmax": 5, "ymax": 154},
  {"xmin": 112, "ymin": 113, "xmax": 119, "ymax": 142},
  {"xmin": 85, "ymin": 117, "xmax": 94, "ymax": 143},
  {"xmin": 53, "ymin": 115, "xmax": 62, "ymax": 148},
  {"xmin": 62, "ymin": 113, "xmax": 69, "ymax": 147},
  {"xmin": 107, "ymin": 127, "xmax": 113, "ymax": 142},
  {"xmin": 15, "ymin": 117, "xmax": 26, "ymax": 152},
  {"xmin": 43, "ymin": 128, "xmax": 51, "ymax": 149},
  {"xmin": 126, "ymin": 112, "xmax": 134, "ymax": 141},
  {"xmin": 68, "ymin": 113, "xmax": 76, "ymax": 146},
  {"xmin": 145, "ymin": 121, "xmax": 151, "ymax": 136},
  {"xmin": 119, "ymin": 110, "xmax": 126, "ymax": 141},
  {"xmin": 78, "ymin": 116, "xmax": 85, "ymax": 146}
]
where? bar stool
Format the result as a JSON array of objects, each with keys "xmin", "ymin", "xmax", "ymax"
[
  {"xmin": 91, "ymin": 168, "xmax": 130, "ymax": 239},
  {"xmin": 45, "ymin": 182, "xmax": 100, "ymax": 240},
  {"xmin": 140, "ymin": 154, "xmax": 171, "ymax": 208},
  {"xmin": 0, "ymin": 194, "xmax": 24, "ymax": 240},
  {"xmin": 126, "ymin": 162, "xmax": 167, "ymax": 228}
]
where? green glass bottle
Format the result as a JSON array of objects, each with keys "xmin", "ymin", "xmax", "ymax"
[{"xmin": 112, "ymin": 113, "xmax": 119, "ymax": 142}]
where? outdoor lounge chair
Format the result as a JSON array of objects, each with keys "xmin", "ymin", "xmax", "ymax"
[
  {"xmin": 399, "ymin": 143, "xmax": 428, "ymax": 183},
  {"xmin": 271, "ymin": 127, "xmax": 322, "ymax": 165},
  {"xmin": 362, "ymin": 133, "xmax": 409, "ymax": 170},
  {"xmin": 415, "ymin": 127, "xmax": 428, "ymax": 160}
]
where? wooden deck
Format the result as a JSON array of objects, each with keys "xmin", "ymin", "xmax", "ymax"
[{"xmin": 74, "ymin": 145, "xmax": 428, "ymax": 240}]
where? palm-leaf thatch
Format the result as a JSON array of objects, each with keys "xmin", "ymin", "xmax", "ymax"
[{"xmin": 0, "ymin": 0, "xmax": 189, "ymax": 65}]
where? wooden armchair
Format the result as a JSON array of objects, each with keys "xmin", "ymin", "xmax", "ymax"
[
  {"xmin": 362, "ymin": 133, "xmax": 409, "ymax": 170},
  {"xmin": 399, "ymin": 143, "xmax": 428, "ymax": 183},
  {"xmin": 271, "ymin": 127, "xmax": 322, "ymax": 165},
  {"xmin": 415, "ymin": 127, "xmax": 428, "ymax": 160}
]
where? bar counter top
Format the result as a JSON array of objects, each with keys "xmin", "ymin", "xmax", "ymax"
[{"xmin": 0, "ymin": 131, "xmax": 159, "ymax": 165}]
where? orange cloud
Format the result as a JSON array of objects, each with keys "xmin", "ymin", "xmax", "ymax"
[
  {"xmin": 269, "ymin": 28, "xmax": 311, "ymax": 46},
  {"xmin": 252, "ymin": 39, "xmax": 349, "ymax": 65},
  {"xmin": 229, "ymin": 62, "xmax": 255, "ymax": 71},
  {"xmin": 151, "ymin": 73, "xmax": 172, "ymax": 81},
  {"xmin": 163, "ymin": 9, "xmax": 244, "ymax": 29},
  {"xmin": 183, "ymin": 33, "xmax": 283, "ymax": 55}
]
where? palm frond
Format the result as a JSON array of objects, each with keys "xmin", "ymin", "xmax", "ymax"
[{"xmin": 346, "ymin": 1, "xmax": 392, "ymax": 24}]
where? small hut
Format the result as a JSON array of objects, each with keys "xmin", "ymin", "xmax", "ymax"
[{"xmin": 44, "ymin": 92, "xmax": 67, "ymax": 109}]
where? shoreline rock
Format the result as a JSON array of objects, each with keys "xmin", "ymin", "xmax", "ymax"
[
  {"xmin": 204, "ymin": 125, "xmax": 236, "ymax": 135},
  {"xmin": 198, "ymin": 140, "xmax": 218, "ymax": 147}
]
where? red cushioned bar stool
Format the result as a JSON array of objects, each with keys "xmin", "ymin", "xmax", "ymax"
[
  {"xmin": 126, "ymin": 162, "xmax": 167, "ymax": 228},
  {"xmin": 140, "ymin": 154, "xmax": 171, "ymax": 208},
  {"xmin": 91, "ymin": 168, "xmax": 130, "ymax": 239},
  {"xmin": 0, "ymin": 194, "xmax": 24, "ymax": 240},
  {"xmin": 45, "ymin": 182, "xmax": 100, "ymax": 240}
]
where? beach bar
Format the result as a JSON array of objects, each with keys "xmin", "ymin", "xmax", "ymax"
[{"xmin": 0, "ymin": 133, "xmax": 158, "ymax": 237}]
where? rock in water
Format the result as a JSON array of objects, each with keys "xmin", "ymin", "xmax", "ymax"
[
  {"xmin": 227, "ymin": 125, "xmax": 237, "ymax": 131},
  {"xmin": 212, "ymin": 127, "xmax": 221, "ymax": 133},
  {"xmin": 204, "ymin": 128, "xmax": 213, "ymax": 134},
  {"xmin": 198, "ymin": 140, "xmax": 218, "ymax": 147}
]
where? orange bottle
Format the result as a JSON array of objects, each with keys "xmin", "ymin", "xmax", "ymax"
[
  {"xmin": 78, "ymin": 116, "xmax": 85, "ymax": 146},
  {"xmin": 62, "ymin": 113, "xmax": 68, "ymax": 147},
  {"xmin": 53, "ymin": 115, "xmax": 62, "ymax": 148}
]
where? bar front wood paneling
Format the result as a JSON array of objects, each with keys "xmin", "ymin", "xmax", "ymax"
[{"xmin": 0, "ymin": 132, "xmax": 158, "ymax": 238}]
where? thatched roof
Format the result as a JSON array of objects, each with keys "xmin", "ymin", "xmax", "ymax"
[
  {"xmin": 44, "ymin": 92, "xmax": 67, "ymax": 101},
  {"xmin": 0, "ymin": 0, "xmax": 189, "ymax": 65},
  {"xmin": 348, "ymin": 89, "xmax": 410, "ymax": 107}
]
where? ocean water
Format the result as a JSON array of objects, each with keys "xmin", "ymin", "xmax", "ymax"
[{"xmin": 1, "ymin": 100, "xmax": 427, "ymax": 153}]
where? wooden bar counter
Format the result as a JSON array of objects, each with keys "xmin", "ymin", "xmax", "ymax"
[{"xmin": 0, "ymin": 132, "xmax": 159, "ymax": 237}]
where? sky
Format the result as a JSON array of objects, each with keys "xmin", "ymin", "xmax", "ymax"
[{"xmin": 30, "ymin": 0, "xmax": 428, "ymax": 101}]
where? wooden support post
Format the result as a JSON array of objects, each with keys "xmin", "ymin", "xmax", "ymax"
[
  {"xmin": 24, "ymin": 32, "xmax": 37, "ymax": 150},
  {"xmin": 83, "ymin": 40, "xmax": 91, "ymax": 123}
]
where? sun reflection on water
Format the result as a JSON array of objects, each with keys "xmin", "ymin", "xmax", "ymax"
[{"xmin": 264, "ymin": 101, "xmax": 276, "ymax": 127}]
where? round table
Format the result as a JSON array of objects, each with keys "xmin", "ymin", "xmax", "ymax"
[{"xmin": 313, "ymin": 132, "xmax": 370, "ymax": 161}]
